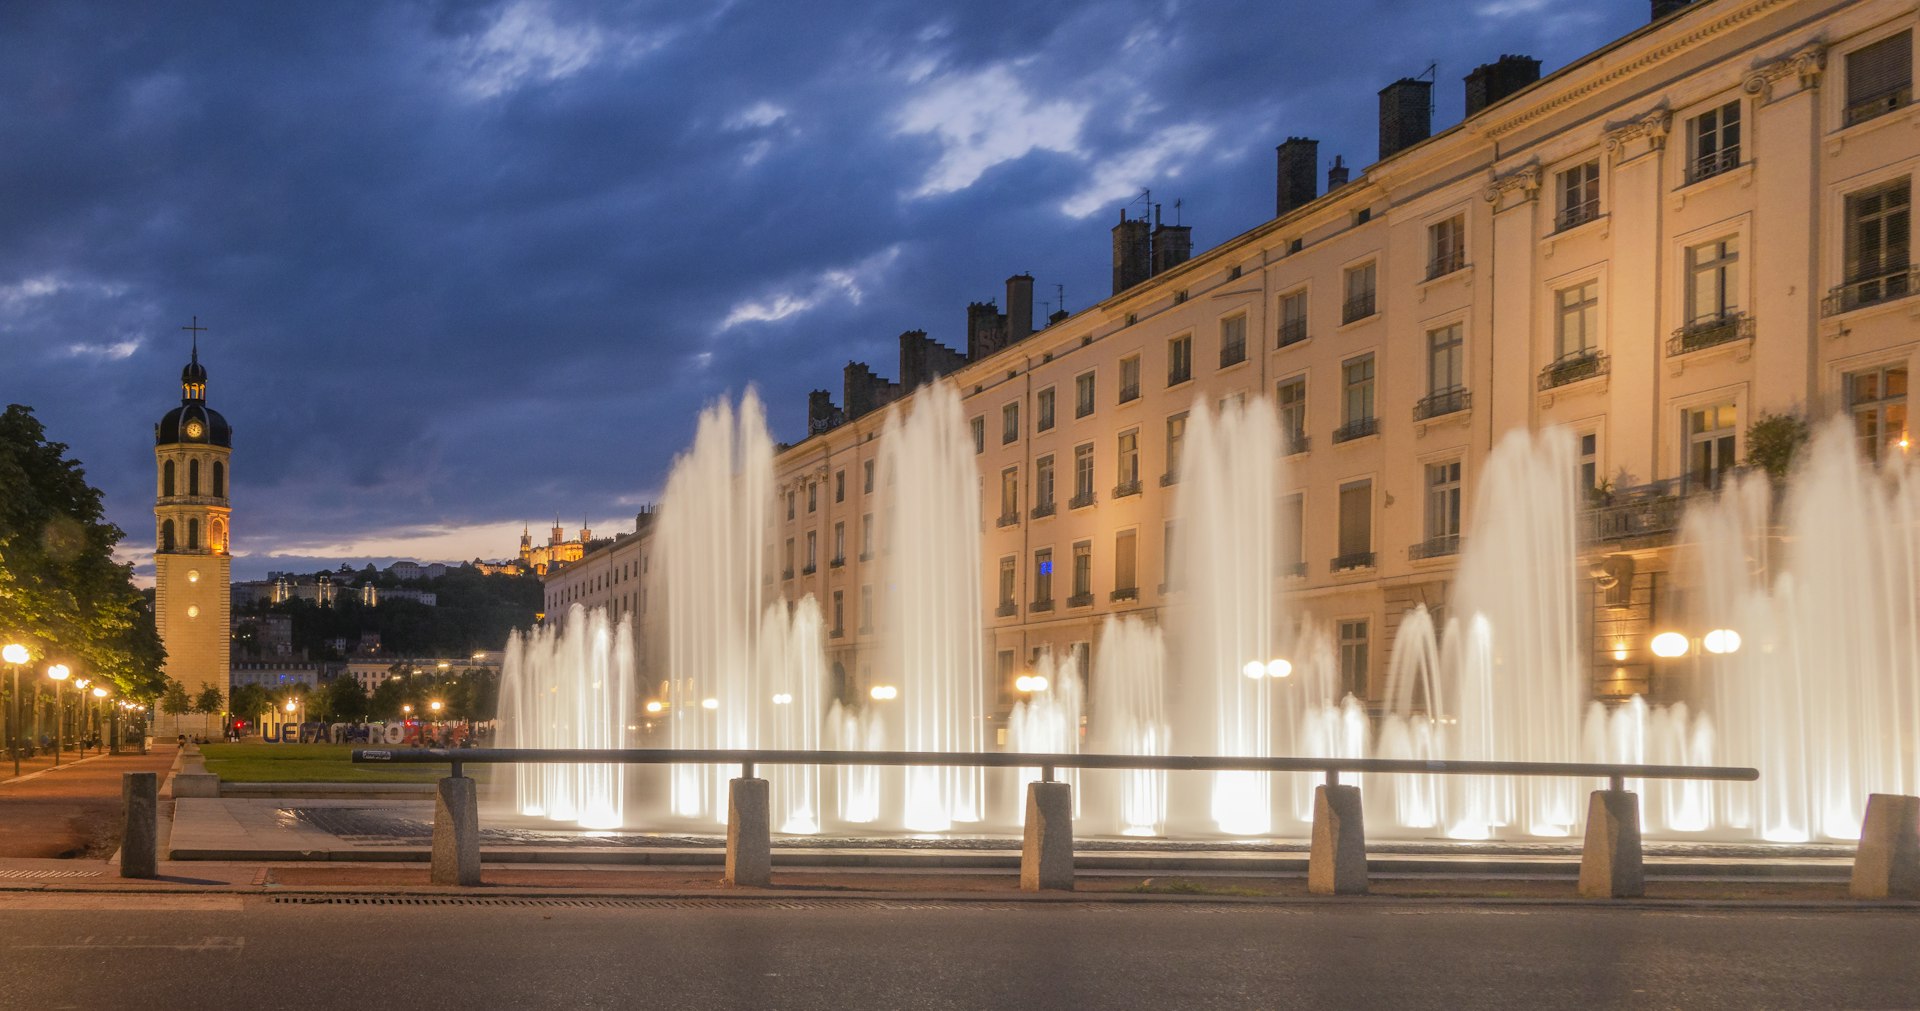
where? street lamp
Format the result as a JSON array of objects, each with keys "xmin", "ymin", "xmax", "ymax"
[
  {"xmin": 3, "ymin": 642, "xmax": 28, "ymax": 777},
  {"xmin": 46, "ymin": 664, "xmax": 69, "ymax": 768},
  {"xmin": 1014, "ymin": 674, "xmax": 1050, "ymax": 694},
  {"xmin": 429, "ymin": 700, "xmax": 443, "ymax": 720},
  {"xmin": 868, "ymin": 685, "xmax": 898, "ymax": 701}
]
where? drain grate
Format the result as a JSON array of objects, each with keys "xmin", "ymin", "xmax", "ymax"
[
  {"xmin": 0, "ymin": 869, "xmax": 104, "ymax": 880},
  {"xmin": 264, "ymin": 895, "xmax": 1257, "ymax": 912}
]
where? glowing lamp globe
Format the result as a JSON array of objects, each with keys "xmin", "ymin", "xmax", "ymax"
[
  {"xmin": 1650, "ymin": 632, "xmax": 1691, "ymax": 659},
  {"xmin": 1, "ymin": 644, "xmax": 28, "ymax": 665},
  {"xmin": 1703, "ymin": 629, "xmax": 1742, "ymax": 655}
]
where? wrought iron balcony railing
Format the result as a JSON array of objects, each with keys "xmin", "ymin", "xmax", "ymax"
[
  {"xmin": 995, "ymin": 602, "xmax": 1018, "ymax": 618},
  {"xmin": 1280, "ymin": 561, "xmax": 1308, "ymax": 579},
  {"xmin": 1341, "ymin": 291, "xmax": 1376, "ymax": 324},
  {"xmin": 1538, "ymin": 349, "xmax": 1609, "ymax": 390},
  {"xmin": 1066, "ymin": 592, "xmax": 1094, "ymax": 608},
  {"xmin": 1276, "ymin": 317, "xmax": 1308, "ymax": 348},
  {"xmin": 1667, "ymin": 311, "xmax": 1754, "ymax": 356},
  {"xmin": 1109, "ymin": 587, "xmax": 1140, "ymax": 603},
  {"xmin": 1112, "ymin": 479, "xmax": 1142, "ymax": 499},
  {"xmin": 1330, "ymin": 551, "xmax": 1375, "ymax": 572},
  {"xmin": 1425, "ymin": 250, "xmax": 1465, "ymax": 280},
  {"xmin": 1283, "ymin": 432, "xmax": 1310, "ymax": 456},
  {"xmin": 1030, "ymin": 501, "xmax": 1056, "ymax": 520},
  {"xmin": 1845, "ymin": 86, "xmax": 1910, "ymax": 127},
  {"xmin": 1068, "ymin": 491, "xmax": 1096, "ymax": 510},
  {"xmin": 1555, "ymin": 198, "xmax": 1601, "ymax": 232},
  {"xmin": 1413, "ymin": 387, "xmax": 1470, "ymax": 421},
  {"xmin": 1029, "ymin": 598, "xmax": 1054, "ymax": 613},
  {"xmin": 996, "ymin": 513, "xmax": 1020, "ymax": 528},
  {"xmin": 1685, "ymin": 146, "xmax": 1741, "ymax": 185},
  {"xmin": 1408, "ymin": 534, "xmax": 1460, "ymax": 560},
  {"xmin": 1331, "ymin": 417, "xmax": 1378, "ymax": 444},
  {"xmin": 1822, "ymin": 266, "xmax": 1916, "ymax": 317}
]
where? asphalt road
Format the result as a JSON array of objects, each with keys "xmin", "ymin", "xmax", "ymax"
[{"xmin": 1, "ymin": 894, "xmax": 1915, "ymax": 1010}]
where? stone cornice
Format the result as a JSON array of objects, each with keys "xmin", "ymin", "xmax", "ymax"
[
  {"xmin": 1482, "ymin": 163, "xmax": 1542, "ymax": 206},
  {"xmin": 1483, "ymin": 0, "xmax": 1796, "ymax": 139},
  {"xmin": 1604, "ymin": 107, "xmax": 1673, "ymax": 160},
  {"xmin": 1743, "ymin": 42, "xmax": 1827, "ymax": 103}
]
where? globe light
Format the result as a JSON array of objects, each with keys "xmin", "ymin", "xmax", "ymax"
[
  {"xmin": 1703, "ymin": 629, "xmax": 1742, "ymax": 655},
  {"xmin": 1266, "ymin": 658, "xmax": 1292, "ymax": 679},
  {"xmin": 1650, "ymin": 631, "xmax": 1691, "ymax": 658},
  {"xmin": 771, "ymin": 693, "xmax": 793, "ymax": 705},
  {"xmin": 92, "ymin": 686, "xmax": 108, "ymax": 698},
  {"xmin": 701, "ymin": 697, "xmax": 719, "ymax": 710},
  {"xmin": 285, "ymin": 699, "xmax": 297, "ymax": 712},
  {"xmin": 1242, "ymin": 661, "xmax": 1265, "ymax": 680},
  {"xmin": 869, "ymin": 685, "xmax": 898, "ymax": 701},
  {"xmin": 644, "ymin": 700, "xmax": 664, "ymax": 714},
  {"xmin": 1, "ymin": 643, "xmax": 28, "ymax": 665},
  {"xmin": 430, "ymin": 700, "xmax": 443, "ymax": 712},
  {"xmin": 47, "ymin": 664, "xmax": 70, "ymax": 681}
]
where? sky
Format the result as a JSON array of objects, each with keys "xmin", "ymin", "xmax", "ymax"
[{"xmin": 0, "ymin": 0, "xmax": 1649, "ymax": 584}]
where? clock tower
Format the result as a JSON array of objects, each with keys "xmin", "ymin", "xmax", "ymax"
[{"xmin": 153, "ymin": 336, "xmax": 233, "ymax": 736}]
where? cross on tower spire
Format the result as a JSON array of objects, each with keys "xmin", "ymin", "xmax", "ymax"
[{"xmin": 181, "ymin": 316, "xmax": 208, "ymax": 360}]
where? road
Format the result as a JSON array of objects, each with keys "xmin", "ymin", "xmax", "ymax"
[{"xmin": 1, "ymin": 894, "xmax": 1915, "ymax": 1009}]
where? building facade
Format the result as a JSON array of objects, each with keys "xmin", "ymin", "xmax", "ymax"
[
  {"xmin": 153, "ymin": 344, "xmax": 233, "ymax": 735},
  {"xmin": 547, "ymin": 0, "xmax": 1917, "ymax": 712}
]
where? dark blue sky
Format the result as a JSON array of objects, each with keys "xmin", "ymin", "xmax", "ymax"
[{"xmin": 0, "ymin": 0, "xmax": 1647, "ymax": 582}]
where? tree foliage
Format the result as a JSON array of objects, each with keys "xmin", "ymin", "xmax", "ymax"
[
  {"xmin": 0, "ymin": 405, "xmax": 166, "ymax": 695},
  {"xmin": 1746, "ymin": 412, "xmax": 1812, "ymax": 482},
  {"xmin": 192, "ymin": 685, "xmax": 224, "ymax": 715}
]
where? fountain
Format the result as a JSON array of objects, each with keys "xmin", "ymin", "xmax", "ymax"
[{"xmin": 491, "ymin": 604, "xmax": 633, "ymax": 829}]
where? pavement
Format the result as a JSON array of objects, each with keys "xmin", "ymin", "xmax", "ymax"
[{"xmin": 0, "ymin": 744, "xmax": 175, "ymax": 859}]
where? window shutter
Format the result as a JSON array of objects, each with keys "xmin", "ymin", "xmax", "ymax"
[
  {"xmin": 1849, "ymin": 32, "xmax": 1913, "ymax": 105},
  {"xmin": 1338, "ymin": 481, "xmax": 1371, "ymax": 557},
  {"xmin": 1115, "ymin": 530, "xmax": 1137, "ymax": 590}
]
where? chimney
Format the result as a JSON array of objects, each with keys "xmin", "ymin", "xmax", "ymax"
[
  {"xmin": 1005, "ymin": 275, "xmax": 1034, "ymax": 343},
  {"xmin": 806, "ymin": 390, "xmax": 843, "ymax": 434},
  {"xmin": 1048, "ymin": 309, "xmax": 1070, "ymax": 326},
  {"xmin": 1651, "ymin": 0, "xmax": 1692, "ymax": 20},
  {"xmin": 1378, "ymin": 77, "xmax": 1433, "ymax": 160},
  {"xmin": 966, "ymin": 302, "xmax": 1007, "ymax": 360},
  {"xmin": 1275, "ymin": 137, "xmax": 1318, "ymax": 216},
  {"xmin": 1150, "ymin": 205, "xmax": 1192, "ymax": 276},
  {"xmin": 1464, "ymin": 55, "xmax": 1541, "ymax": 116},
  {"xmin": 1327, "ymin": 154, "xmax": 1350, "ymax": 191},
  {"xmin": 1111, "ymin": 209, "xmax": 1152, "ymax": 295},
  {"xmin": 898, "ymin": 329, "xmax": 966, "ymax": 386}
]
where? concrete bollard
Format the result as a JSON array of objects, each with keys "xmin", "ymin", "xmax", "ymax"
[
  {"xmin": 1850, "ymin": 793, "xmax": 1920, "ymax": 899},
  {"xmin": 1578, "ymin": 789, "xmax": 1644, "ymax": 898},
  {"xmin": 1020, "ymin": 780, "xmax": 1075, "ymax": 891},
  {"xmin": 431, "ymin": 775, "xmax": 481, "ymax": 886},
  {"xmin": 1307, "ymin": 784, "xmax": 1368, "ymax": 895},
  {"xmin": 120, "ymin": 772, "xmax": 158, "ymax": 879},
  {"xmin": 726, "ymin": 777, "xmax": 772, "ymax": 887}
]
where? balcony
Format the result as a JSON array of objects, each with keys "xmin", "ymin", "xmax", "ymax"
[
  {"xmin": 1425, "ymin": 249, "xmax": 1465, "ymax": 281},
  {"xmin": 1109, "ymin": 587, "xmax": 1140, "ymax": 603},
  {"xmin": 858, "ymin": 551, "xmax": 873, "ymax": 562},
  {"xmin": 1119, "ymin": 383, "xmax": 1141, "ymax": 403},
  {"xmin": 1168, "ymin": 363, "xmax": 1191, "ymax": 386},
  {"xmin": 1668, "ymin": 311, "xmax": 1754, "ymax": 356},
  {"xmin": 1685, "ymin": 146, "xmax": 1740, "ymax": 186},
  {"xmin": 1029, "ymin": 599, "xmax": 1054, "ymax": 614},
  {"xmin": 1066, "ymin": 592, "xmax": 1094, "ymax": 608},
  {"xmin": 1585, "ymin": 480, "xmax": 1686, "ymax": 543},
  {"xmin": 1823, "ymin": 266, "xmax": 1916, "ymax": 317},
  {"xmin": 1283, "ymin": 433, "xmax": 1310, "ymax": 456},
  {"xmin": 1281, "ymin": 561, "xmax": 1308, "ymax": 578},
  {"xmin": 996, "ymin": 512, "xmax": 1020, "ymax": 528},
  {"xmin": 1845, "ymin": 86, "xmax": 1910, "ymax": 127},
  {"xmin": 1413, "ymin": 387, "xmax": 1470, "ymax": 421},
  {"xmin": 1341, "ymin": 291, "xmax": 1376, "ymax": 324},
  {"xmin": 1159, "ymin": 471, "xmax": 1179, "ymax": 487},
  {"xmin": 1408, "ymin": 534, "xmax": 1460, "ymax": 560},
  {"xmin": 1555, "ymin": 198, "xmax": 1601, "ymax": 232},
  {"xmin": 830, "ymin": 556, "xmax": 845, "ymax": 568},
  {"xmin": 995, "ymin": 602, "xmax": 1018, "ymax": 618},
  {"xmin": 1538, "ymin": 349, "xmax": 1609, "ymax": 390},
  {"xmin": 1029, "ymin": 501, "xmax": 1057, "ymax": 520},
  {"xmin": 1277, "ymin": 317, "xmax": 1308, "ymax": 348},
  {"xmin": 1330, "ymin": 551, "xmax": 1375, "ymax": 572},
  {"xmin": 1112, "ymin": 479, "xmax": 1142, "ymax": 499},
  {"xmin": 1331, "ymin": 417, "xmax": 1378, "ymax": 444},
  {"xmin": 801, "ymin": 564, "xmax": 816, "ymax": 576},
  {"xmin": 1069, "ymin": 491, "xmax": 1097, "ymax": 510},
  {"xmin": 781, "ymin": 569, "xmax": 794, "ymax": 581}
]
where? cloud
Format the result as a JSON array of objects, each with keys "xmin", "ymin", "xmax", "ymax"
[
  {"xmin": 895, "ymin": 63, "xmax": 1088, "ymax": 198},
  {"xmin": 450, "ymin": 0, "xmax": 619, "ymax": 99},
  {"xmin": 727, "ymin": 102, "xmax": 789, "ymax": 130},
  {"xmin": 63, "ymin": 338, "xmax": 142, "ymax": 360},
  {"xmin": 719, "ymin": 245, "xmax": 903, "ymax": 331},
  {"xmin": 1059, "ymin": 122, "xmax": 1216, "ymax": 218}
]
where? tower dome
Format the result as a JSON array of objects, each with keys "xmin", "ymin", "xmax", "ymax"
[{"xmin": 156, "ymin": 347, "xmax": 232, "ymax": 447}]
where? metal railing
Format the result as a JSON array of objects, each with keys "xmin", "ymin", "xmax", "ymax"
[
  {"xmin": 1413, "ymin": 387, "xmax": 1470, "ymax": 421},
  {"xmin": 995, "ymin": 513, "xmax": 1020, "ymax": 528},
  {"xmin": 1686, "ymin": 147, "xmax": 1741, "ymax": 185},
  {"xmin": 1823, "ymin": 266, "xmax": 1916, "ymax": 317},
  {"xmin": 1276, "ymin": 318, "xmax": 1308, "ymax": 348},
  {"xmin": 1112, "ymin": 479, "xmax": 1142, "ymax": 499},
  {"xmin": 1029, "ymin": 501, "xmax": 1056, "ymax": 520},
  {"xmin": 1425, "ymin": 250, "xmax": 1465, "ymax": 280},
  {"xmin": 1538, "ymin": 349, "xmax": 1609, "ymax": 390},
  {"xmin": 994, "ymin": 602, "xmax": 1017, "ymax": 618},
  {"xmin": 1845, "ymin": 87, "xmax": 1910, "ymax": 127},
  {"xmin": 1283, "ymin": 432, "xmax": 1310, "ymax": 456},
  {"xmin": 1408, "ymin": 534, "xmax": 1460, "ymax": 560},
  {"xmin": 1109, "ymin": 587, "xmax": 1139, "ymax": 603},
  {"xmin": 1330, "ymin": 551, "xmax": 1375, "ymax": 571},
  {"xmin": 1068, "ymin": 491, "xmax": 1096, "ymax": 510},
  {"xmin": 1555, "ymin": 199, "xmax": 1601, "ymax": 232},
  {"xmin": 1668, "ymin": 311, "xmax": 1753, "ymax": 356},
  {"xmin": 1341, "ymin": 291, "xmax": 1376, "ymax": 324},
  {"xmin": 1331, "ymin": 417, "xmax": 1378, "ymax": 444}
]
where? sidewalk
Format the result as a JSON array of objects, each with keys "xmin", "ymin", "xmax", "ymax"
[{"xmin": 0, "ymin": 745, "xmax": 178, "ymax": 859}]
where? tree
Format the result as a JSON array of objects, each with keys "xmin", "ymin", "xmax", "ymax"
[
  {"xmin": 1747, "ymin": 412, "xmax": 1811, "ymax": 482},
  {"xmin": 367, "ymin": 677, "xmax": 407, "ymax": 721},
  {"xmin": 227, "ymin": 684, "xmax": 270, "ymax": 736},
  {"xmin": 0, "ymin": 405, "xmax": 166, "ymax": 695},
  {"xmin": 316, "ymin": 675, "xmax": 369, "ymax": 723},
  {"xmin": 192, "ymin": 685, "xmax": 224, "ymax": 736},
  {"xmin": 160, "ymin": 681, "xmax": 191, "ymax": 717}
]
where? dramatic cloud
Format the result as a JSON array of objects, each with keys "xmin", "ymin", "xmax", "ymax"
[{"xmin": 0, "ymin": 0, "xmax": 1650, "ymax": 581}]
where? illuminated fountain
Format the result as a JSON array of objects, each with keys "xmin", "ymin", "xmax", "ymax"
[{"xmin": 492, "ymin": 604, "xmax": 633, "ymax": 829}]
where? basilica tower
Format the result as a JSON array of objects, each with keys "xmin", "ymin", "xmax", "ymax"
[{"xmin": 153, "ymin": 338, "xmax": 233, "ymax": 735}]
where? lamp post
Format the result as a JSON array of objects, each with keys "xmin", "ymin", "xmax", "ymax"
[
  {"xmin": 45, "ymin": 664, "xmax": 69, "ymax": 768},
  {"xmin": 3, "ymin": 642, "xmax": 29, "ymax": 778},
  {"xmin": 90, "ymin": 685, "xmax": 109, "ymax": 754}
]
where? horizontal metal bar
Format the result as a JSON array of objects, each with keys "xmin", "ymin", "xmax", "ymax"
[{"xmin": 350, "ymin": 748, "xmax": 1758, "ymax": 782}]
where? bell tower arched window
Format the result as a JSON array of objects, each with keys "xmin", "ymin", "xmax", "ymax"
[
  {"xmin": 189, "ymin": 459, "xmax": 201, "ymax": 496},
  {"xmin": 161, "ymin": 519, "xmax": 175, "ymax": 553},
  {"xmin": 163, "ymin": 460, "xmax": 176, "ymax": 498},
  {"xmin": 188, "ymin": 518, "xmax": 200, "ymax": 550},
  {"xmin": 211, "ymin": 518, "xmax": 227, "ymax": 554},
  {"xmin": 213, "ymin": 461, "xmax": 225, "ymax": 498}
]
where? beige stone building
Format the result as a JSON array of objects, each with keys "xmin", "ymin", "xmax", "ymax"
[
  {"xmin": 547, "ymin": 0, "xmax": 1917, "ymax": 714},
  {"xmin": 153, "ymin": 344, "xmax": 233, "ymax": 735}
]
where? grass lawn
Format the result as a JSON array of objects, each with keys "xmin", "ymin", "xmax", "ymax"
[{"xmin": 199, "ymin": 743, "xmax": 490, "ymax": 784}]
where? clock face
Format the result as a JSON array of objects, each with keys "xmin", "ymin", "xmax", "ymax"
[{"xmin": 185, "ymin": 420, "xmax": 204, "ymax": 438}]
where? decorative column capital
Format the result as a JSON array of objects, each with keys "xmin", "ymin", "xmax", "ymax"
[
  {"xmin": 1743, "ymin": 42, "xmax": 1826, "ymax": 104},
  {"xmin": 1604, "ymin": 107, "xmax": 1672, "ymax": 162},
  {"xmin": 1482, "ymin": 163, "xmax": 1542, "ymax": 208}
]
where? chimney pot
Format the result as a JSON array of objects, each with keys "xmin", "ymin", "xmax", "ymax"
[
  {"xmin": 1005, "ymin": 274, "xmax": 1034, "ymax": 343},
  {"xmin": 1327, "ymin": 154, "xmax": 1350, "ymax": 191},
  {"xmin": 1378, "ymin": 77, "xmax": 1433, "ymax": 160},
  {"xmin": 1464, "ymin": 55, "xmax": 1541, "ymax": 116},
  {"xmin": 1275, "ymin": 137, "xmax": 1319, "ymax": 216},
  {"xmin": 1651, "ymin": 0, "xmax": 1692, "ymax": 20}
]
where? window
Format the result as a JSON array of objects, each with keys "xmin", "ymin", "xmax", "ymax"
[
  {"xmin": 804, "ymin": 530, "xmax": 817, "ymax": 572},
  {"xmin": 1335, "ymin": 479, "xmax": 1372, "ymax": 569},
  {"xmin": 1033, "ymin": 548, "xmax": 1054, "ymax": 607},
  {"xmin": 1035, "ymin": 454, "xmax": 1056, "ymax": 513},
  {"xmin": 161, "ymin": 519, "xmax": 175, "ymax": 553},
  {"xmin": 1075, "ymin": 372, "xmax": 1095, "ymax": 418},
  {"xmin": 188, "ymin": 459, "xmax": 200, "ymax": 496},
  {"xmin": 1683, "ymin": 236, "xmax": 1742, "ymax": 327},
  {"xmin": 1342, "ymin": 263, "xmax": 1376, "ymax": 323},
  {"xmin": 1838, "ymin": 180, "xmax": 1912, "ymax": 312},
  {"xmin": 1555, "ymin": 281, "xmax": 1600, "ymax": 358},
  {"xmin": 1113, "ymin": 529, "xmax": 1138, "ymax": 599},
  {"xmin": 1846, "ymin": 31, "xmax": 1912, "ymax": 126},
  {"xmin": 1685, "ymin": 402, "xmax": 1738, "ymax": 491},
  {"xmin": 1426, "ymin": 323, "xmax": 1463, "ymax": 396},
  {"xmin": 162, "ymin": 460, "xmax": 175, "ymax": 497},
  {"xmin": 1686, "ymin": 100, "xmax": 1741, "ymax": 183},
  {"xmin": 1557, "ymin": 161, "xmax": 1600, "ymax": 230},
  {"xmin": 835, "ymin": 470, "xmax": 845, "ymax": 503},
  {"xmin": 1072, "ymin": 443, "xmax": 1095, "ymax": 507},
  {"xmin": 1164, "ymin": 413, "xmax": 1187, "ymax": 482},
  {"xmin": 832, "ymin": 522, "xmax": 846, "ymax": 564},
  {"xmin": 832, "ymin": 590, "xmax": 844, "ymax": 635},
  {"xmin": 1335, "ymin": 355, "xmax": 1375, "ymax": 442},
  {"xmin": 212, "ymin": 461, "xmax": 225, "ymax": 498},
  {"xmin": 1423, "ymin": 460, "xmax": 1462, "ymax": 555},
  {"xmin": 786, "ymin": 490, "xmax": 795, "ymax": 520},
  {"xmin": 1427, "ymin": 215, "xmax": 1465, "ymax": 278},
  {"xmin": 1277, "ymin": 290, "xmax": 1308, "ymax": 347},
  {"xmin": 1071, "ymin": 541, "xmax": 1092, "ymax": 603},
  {"xmin": 1115, "ymin": 430, "xmax": 1140, "ymax": 494},
  {"xmin": 970, "ymin": 417, "xmax": 985, "ymax": 454},
  {"xmin": 1579, "ymin": 432, "xmax": 1600, "ymax": 491},
  {"xmin": 808, "ymin": 482, "xmax": 817, "ymax": 513},
  {"xmin": 1338, "ymin": 620, "xmax": 1370, "ymax": 699},
  {"xmin": 1219, "ymin": 314, "xmax": 1247, "ymax": 367},
  {"xmin": 863, "ymin": 459, "xmax": 875, "ymax": 494},
  {"xmin": 861, "ymin": 513, "xmax": 875, "ymax": 558},
  {"xmin": 998, "ymin": 556, "xmax": 1017, "ymax": 612},
  {"xmin": 994, "ymin": 401, "xmax": 1017, "ymax": 445},
  {"xmin": 188, "ymin": 518, "xmax": 200, "ymax": 550},
  {"xmin": 859, "ymin": 585, "xmax": 873, "ymax": 633},
  {"xmin": 1847, "ymin": 365, "xmax": 1909, "ymax": 461},
  {"xmin": 1069, "ymin": 641, "xmax": 1091, "ymax": 678},
  {"xmin": 1167, "ymin": 335, "xmax": 1192, "ymax": 385},
  {"xmin": 1277, "ymin": 377, "xmax": 1307, "ymax": 454},
  {"xmin": 999, "ymin": 467, "xmax": 1019, "ymax": 524},
  {"xmin": 1119, "ymin": 355, "xmax": 1141, "ymax": 402},
  {"xmin": 1162, "ymin": 520, "xmax": 1177, "ymax": 589},
  {"xmin": 1278, "ymin": 493, "xmax": 1304, "ymax": 577}
]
